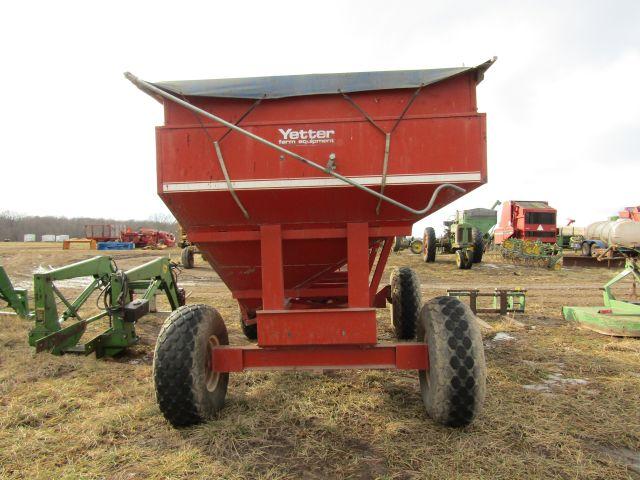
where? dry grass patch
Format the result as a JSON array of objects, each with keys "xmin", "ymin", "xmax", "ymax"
[{"xmin": 0, "ymin": 244, "xmax": 638, "ymax": 478}]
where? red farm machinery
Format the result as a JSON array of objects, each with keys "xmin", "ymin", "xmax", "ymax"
[
  {"xmin": 126, "ymin": 58, "xmax": 495, "ymax": 428},
  {"xmin": 120, "ymin": 227, "xmax": 176, "ymax": 249},
  {"xmin": 494, "ymin": 200, "xmax": 557, "ymax": 244},
  {"xmin": 493, "ymin": 200, "xmax": 562, "ymax": 268}
]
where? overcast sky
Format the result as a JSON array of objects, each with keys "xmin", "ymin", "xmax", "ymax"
[{"xmin": 1, "ymin": 1, "xmax": 638, "ymax": 235}]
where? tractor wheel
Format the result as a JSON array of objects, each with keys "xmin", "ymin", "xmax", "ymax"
[
  {"xmin": 389, "ymin": 267, "xmax": 422, "ymax": 340},
  {"xmin": 410, "ymin": 239, "xmax": 424, "ymax": 255},
  {"xmin": 181, "ymin": 246, "xmax": 195, "ymax": 269},
  {"xmin": 393, "ymin": 236, "xmax": 403, "ymax": 252},
  {"xmin": 581, "ymin": 242, "xmax": 592, "ymax": 257},
  {"xmin": 456, "ymin": 250, "xmax": 473, "ymax": 270},
  {"xmin": 240, "ymin": 311, "xmax": 258, "ymax": 341},
  {"xmin": 466, "ymin": 254, "xmax": 474, "ymax": 269},
  {"xmin": 423, "ymin": 227, "xmax": 437, "ymax": 263},
  {"xmin": 472, "ymin": 228, "xmax": 484, "ymax": 263},
  {"xmin": 153, "ymin": 304, "xmax": 229, "ymax": 427},
  {"xmin": 417, "ymin": 296, "xmax": 486, "ymax": 427}
]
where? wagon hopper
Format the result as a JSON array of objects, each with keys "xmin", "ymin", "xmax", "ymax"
[{"xmin": 127, "ymin": 58, "xmax": 495, "ymax": 428}]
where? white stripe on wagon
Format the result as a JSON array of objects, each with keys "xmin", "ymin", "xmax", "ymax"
[{"xmin": 162, "ymin": 172, "xmax": 482, "ymax": 193}]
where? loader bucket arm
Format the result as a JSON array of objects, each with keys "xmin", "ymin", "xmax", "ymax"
[
  {"xmin": 23, "ymin": 256, "xmax": 185, "ymax": 357},
  {"xmin": 124, "ymin": 257, "xmax": 185, "ymax": 310},
  {"xmin": 0, "ymin": 266, "xmax": 30, "ymax": 318}
]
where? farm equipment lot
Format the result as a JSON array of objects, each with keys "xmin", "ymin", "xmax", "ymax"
[{"xmin": 1, "ymin": 244, "xmax": 639, "ymax": 479}]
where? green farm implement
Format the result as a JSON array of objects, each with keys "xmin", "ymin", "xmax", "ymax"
[
  {"xmin": 447, "ymin": 288, "xmax": 526, "ymax": 315},
  {"xmin": 392, "ymin": 236, "xmax": 424, "ymax": 255},
  {"xmin": 460, "ymin": 201, "xmax": 501, "ymax": 242},
  {"xmin": 499, "ymin": 238, "xmax": 563, "ymax": 269},
  {"xmin": 563, "ymin": 254, "xmax": 640, "ymax": 337},
  {"xmin": 0, "ymin": 256, "xmax": 185, "ymax": 356}
]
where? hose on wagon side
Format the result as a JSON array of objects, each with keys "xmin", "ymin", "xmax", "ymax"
[{"xmin": 125, "ymin": 72, "xmax": 466, "ymax": 217}]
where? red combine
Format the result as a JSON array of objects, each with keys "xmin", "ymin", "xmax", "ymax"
[
  {"xmin": 127, "ymin": 58, "xmax": 494, "ymax": 428},
  {"xmin": 493, "ymin": 200, "xmax": 557, "ymax": 244},
  {"xmin": 120, "ymin": 227, "xmax": 176, "ymax": 248}
]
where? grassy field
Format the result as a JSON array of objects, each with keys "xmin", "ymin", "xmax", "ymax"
[{"xmin": 0, "ymin": 243, "xmax": 639, "ymax": 479}]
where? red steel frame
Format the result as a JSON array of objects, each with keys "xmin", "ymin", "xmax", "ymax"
[{"xmin": 210, "ymin": 222, "xmax": 428, "ymax": 372}]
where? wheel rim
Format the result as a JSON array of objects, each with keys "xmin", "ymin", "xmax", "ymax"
[
  {"xmin": 205, "ymin": 335, "xmax": 220, "ymax": 392},
  {"xmin": 390, "ymin": 295, "xmax": 399, "ymax": 328}
]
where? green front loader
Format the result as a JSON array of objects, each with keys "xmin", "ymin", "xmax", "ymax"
[{"xmin": 0, "ymin": 256, "xmax": 185, "ymax": 357}]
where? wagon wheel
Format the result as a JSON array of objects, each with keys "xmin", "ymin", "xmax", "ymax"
[
  {"xmin": 181, "ymin": 246, "xmax": 195, "ymax": 269},
  {"xmin": 410, "ymin": 239, "xmax": 424, "ymax": 255},
  {"xmin": 239, "ymin": 310, "xmax": 258, "ymax": 341},
  {"xmin": 389, "ymin": 267, "xmax": 422, "ymax": 339},
  {"xmin": 417, "ymin": 296, "xmax": 486, "ymax": 427},
  {"xmin": 154, "ymin": 304, "xmax": 229, "ymax": 427},
  {"xmin": 423, "ymin": 227, "xmax": 437, "ymax": 263}
]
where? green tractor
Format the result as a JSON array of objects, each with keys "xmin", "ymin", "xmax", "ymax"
[
  {"xmin": 423, "ymin": 202, "xmax": 500, "ymax": 269},
  {"xmin": 392, "ymin": 235, "xmax": 424, "ymax": 255}
]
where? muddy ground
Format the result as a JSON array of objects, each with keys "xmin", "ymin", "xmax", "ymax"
[{"xmin": 0, "ymin": 243, "xmax": 638, "ymax": 479}]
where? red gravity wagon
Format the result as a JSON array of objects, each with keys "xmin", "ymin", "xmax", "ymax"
[{"xmin": 127, "ymin": 58, "xmax": 495, "ymax": 428}]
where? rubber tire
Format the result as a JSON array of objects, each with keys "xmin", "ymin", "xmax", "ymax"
[
  {"xmin": 410, "ymin": 239, "xmax": 424, "ymax": 255},
  {"xmin": 240, "ymin": 312, "xmax": 258, "ymax": 341},
  {"xmin": 418, "ymin": 296, "xmax": 486, "ymax": 427},
  {"xmin": 423, "ymin": 227, "xmax": 437, "ymax": 263},
  {"xmin": 464, "ymin": 251, "xmax": 474, "ymax": 270},
  {"xmin": 389, "ymin": 267, "xmax": 422, "ymax": 340},
  {"xmin": 181, "ymin": 246, "xmax": 195, "ymax": 269},
  {"xmin": 456, "ymin": 250, "xmax": 473, "ymax": 270},
  {"xmin": 472, "ymin": 228, "xmax": 484, "ymax": 263},
  {"xmin": 153, "ymin": 304, "xmax": 229, "ymax": 427},
  {"xmin": 393, "ymin": 236, "xmax": 403, "ymax": 253},
  {"xmin": 581, "ymin": 242, "xmax": 592, "ymax": 257}
]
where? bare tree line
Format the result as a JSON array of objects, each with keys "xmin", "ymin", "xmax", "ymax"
[{"xmin": 0, "ymin": 211, "xmax": 177, "ymax": 241}]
